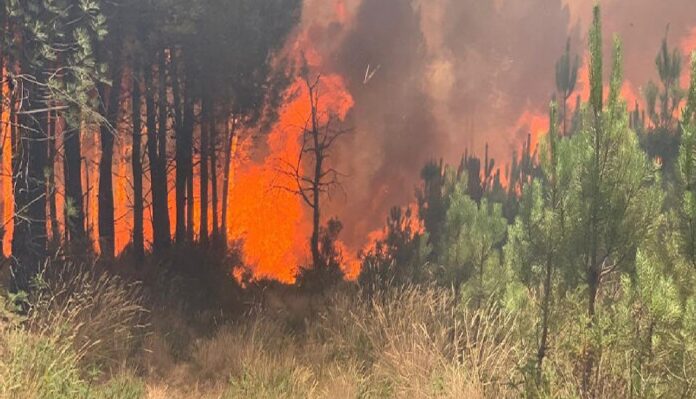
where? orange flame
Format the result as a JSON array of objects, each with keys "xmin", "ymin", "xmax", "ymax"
[{"xmin": 228, "ymin": 74, "xmax": 353, "ymax": 282}]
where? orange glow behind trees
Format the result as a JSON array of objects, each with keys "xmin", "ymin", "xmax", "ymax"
[
  {"xmin": 2, "ymin": 4, "xmax": 696, "ymax": 285},
  {"xmin": 228, "ymin": 72, "xmax": 353, "ymax": 282}
]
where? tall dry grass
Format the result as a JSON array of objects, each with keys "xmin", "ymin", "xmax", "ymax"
[
  {"xmin": 2, "ymin": 261, "xmax": 525, "ymax": 398},
  {"xmin": 314, "ymin": 285, "xmax": 523, "ymax": 398},
  {"xmin": 28, "ymin": 261, "xmax": 148, "ymax": 371},
  {"xmin": 0, "ymin": 260, "xmax": 148, "ymax": 399}
]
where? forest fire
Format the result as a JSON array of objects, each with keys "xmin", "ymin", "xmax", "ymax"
[
  {"xmin": 7, "ymin": 3, "xmax": 696, "ymax": 398},
  {"xmin": 228, "ymin": 74, "xmax": 353, "ymax": 281},
  {"xmin": 1, "ymin": 0, "xmax": 696, "ymax": 285},
  {"xmin": 228, "ymin": 4, "xmax": 355, "ymax": 282}
]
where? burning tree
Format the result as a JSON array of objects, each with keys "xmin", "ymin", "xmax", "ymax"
[{"xmin": 280, "ymin": 73, "xmax": 351, "ymax": 276}]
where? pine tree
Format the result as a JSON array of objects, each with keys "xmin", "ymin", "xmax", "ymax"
[
  {"xmin": 568, "ymin": 7, "xmax": 662, "ymax": 394},
  {"xmin": 97, "ymin": 3, "xmax": 124, "ymax": 258},
  {"xmin": 556, "ymin": 38, "xmax": 579, "ymax": 136},
  {"xmin": 505, "ymin": 102, "xmax": 571, "ymax": 388},
  {"xmin": 438, "ymin": 172, "xmax": 507, "ymax": 304},
  {"xmin": 3, "ymin": 0, "xmax": 107, "ymax": 292},
  {"xmin": 678, "ymin": 53, "xmax": 696, "ymax": 267},
  {"xmin": 131, "ymin": 67, "xmax": 144, "ymax": 261}
]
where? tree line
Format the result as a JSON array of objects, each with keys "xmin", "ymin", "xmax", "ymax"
[
  {"xmin": 0, "ymin": 0, "xmax": 301, "ymax": 292},
  {"xmin": 358, "ymin": 6, "xmax": 696, "ymax": 397}
]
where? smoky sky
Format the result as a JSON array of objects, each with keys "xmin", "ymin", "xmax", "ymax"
[{"xmin": 298, "ymin": 0, "xmax": 696, "ymax": 248}]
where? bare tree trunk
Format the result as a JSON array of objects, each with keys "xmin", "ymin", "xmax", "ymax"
[
  {"xmin": 310, "ymin": 94, "xmax": 321, "ymax": 269},
  {"xmin": 146, "ymin": 53, "xmax": 171, "ymax": 253},
  {"xmin": 12, "ymin": 76, "xmax": 48, "ymax": 293},
  {"xmin": 63, "ymin": 104, "xmax": 85, "ymax": 243},
  {"xmin": 210, "ymin": 108, "xmax": 219, "ymax": 242},
  {"xmin": 221, "ymin": 115, "xmax": 237, "ymax": 244},
  {"xmin": 199, "ymin": 96, "xmax": 209, "ymax": 246},
  {"xmin": 97, "ymin": 43, "xmax": 122, "ymax": 259},
  {"xmin": 131, "ymin": 67, "xmax": 144, "ymax": 261},
  {"xmin": 184, "ymin": 92, "xmax": 195, "ymax": 243},
  {"xmin": 156, "ymin": 50, "xmax": 171, "ymax": 248},
  {"xmin": 186, "ymin": 118, "xmax": 194, "ymax": 242},
  {"xmin": 172, "ymin": 50, "xmax": 187, "ymax": 244}
]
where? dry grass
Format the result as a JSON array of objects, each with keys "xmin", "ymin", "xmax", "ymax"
[
  {"xmin": 3, "ymin": 250, "xmax": 691, "ymax": 398},
  {"xmin": 28, "ymin": 261, "xmax": 148, "ymax": 371},
  {"xmin": 112, "ymin": 283, "xmax": 522, "ymax": 398},
  {"xmin": 314, "ymin": 285, "xmax": 523, "ymax": 398},
  {"xmin": 2, "ymin": 264, "xmax": 526, "ymax": 398}
]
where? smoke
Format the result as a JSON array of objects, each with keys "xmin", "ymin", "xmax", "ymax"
[
  {"xmin": 306, "ymin": 0, "xmax": 576, "ymax": 248},
  {"xmin": 282, "ymin": 0, "xmax": 696, "ymax": 250}
]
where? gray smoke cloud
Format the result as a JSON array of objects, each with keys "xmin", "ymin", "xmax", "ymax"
[{"xmin": 297, "ymin": 0, "xmax": 696, "ymax": 248}]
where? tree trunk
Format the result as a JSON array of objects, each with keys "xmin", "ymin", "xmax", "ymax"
[
  {"xmin": 221, "ymin": 115, "xmax": 237, "ymax": 244},
  {"xmin": 186, "ymin": 118, "xmax": 194, "ymax": 242},
  {"xmin": 63, "ymin": 106, "xmax": 86, "ymax": 242},
  {"xmin": 47, "ymin": 110, "xmax": 60, "ymax": 247},
  {"xmin": 210, "ymin": 109, "xmax": 219, "ymax": 242},
  {"xmin": 11, "ymin": 78, "xmax": 48, "ymax": 293},
  {"xmin": 311, "ymin": 117, "xmax": 321, "ymax": 269},
  {"xmin": 131, "ymin": 68, "xmax": 144, "ymax": 261},
  {"xmin": 582, "ymin": 267, "xmax": 599, "ymax": 398},
  {"xmin": 146, "ymin": 53, "xmax": 171, "ymax": 253},
  {"xmin": 156, "ymin": 50, "xmax": 171, "ymax": 248},
  {"xmin": 172, "ymin": 50, "xmax": 187, "ymax": 244},
  {"xmin": 199, "ymin": 96, "xmax": 209, "ymax": 245},
  {"xmin": 184, "ymin": 90, "xmax": 195, "ymax": 243},
  {"xmin": 97, "ymin": 44, "xmax": 122, "ymax": 259},
  {"xmin": 536, "ymin": 255, "xmax": 554, "ymax": 384},
  {"xmin": 84, "ymin": 157, "xmax": 91, "ymax": 236}
]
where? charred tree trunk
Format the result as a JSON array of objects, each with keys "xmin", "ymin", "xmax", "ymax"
[
  {"xmin": 186, "ymin": 117, "xmax": 194, "ymax": 242},
  {"xmin": 311, "ymin": 130, "xmax": 321, "ymax": 270},
  {"xmin": 146, "ymin": 52, "xmax": 171, "ymax": 253},
  {"xmin": 184, "ymin": 89, "xmax": 195, "ymax": 243},
  {"xmin": 309, "ymin": 87, "xmax": 322, "ymax": 270},
  {"xmin": 221, "ymin": 115, "xmax": 237, "ymax": 244},
  {"xmin": 11, "ymin": 78, "xmax": 48, "ymax": 293},
  {"xmin": 97, "ymin": 44, "xmax": 123, "ymax": 259},
  {"xmin": 291, "ymin": 77, "xmax": 346, "ymax": 271},
  {"xmin": 156, "ymin": 50, "xmax": 171, "ymax": 248},
  {"xmin": 131, "ymin": 68, "xmax": 144, "ymax": 261},
  {"xmin": 62, "ymin": 102, "xmax": 86, "ymax": 243},
  {"xmin": 172, "ymin": 50, "xmax": 187, "ymax": 245},
  {"xmin": 199, "ymin": 96, "xmax": 209, "ymax": 246},
  {"xmin": 145, "ymin": 62, "xmax": 163, "ymax": 252},
  {"xmin": 210, "ymin": 109, "xmax": 219, "ymax": 242}
]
